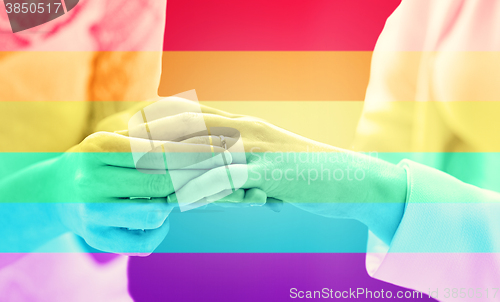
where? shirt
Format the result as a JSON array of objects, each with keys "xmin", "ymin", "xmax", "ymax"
[{"xmin": 355, "ymin": 1, "xmax": 500, "ymax": 300}]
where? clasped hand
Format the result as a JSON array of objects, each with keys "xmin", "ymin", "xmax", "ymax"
[{"xmin": 53, "ymin": 98, "xmax": 407, "ymax": 255}]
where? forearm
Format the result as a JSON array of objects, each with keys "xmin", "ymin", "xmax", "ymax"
[
  {"xmin": 0, "ymin": 158, "xmax": 67, "ymax": 255},
  {"xmin": 269, "ymin": 149, "xmax": 407, "ymax": 245}
]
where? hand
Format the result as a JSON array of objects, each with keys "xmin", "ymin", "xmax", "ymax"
[
  {"xmin": 120, "ymin": 112, "xmax": 408, "ymax": 244},
  {"xmin": 118, "ymin": 112, "xmax": 335, "ymax": 200},
  {"xmin": 49, "ymin": 131, "xmax": 229, "ymax": 255},
  {"xmin": 113, "ymin": 98, "xmax": 272, "ymax": 210}
]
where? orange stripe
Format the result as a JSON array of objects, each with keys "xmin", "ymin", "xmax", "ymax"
[{"xmin": 159, "ymin": 51, "xmax": 372, "ymax": 101}]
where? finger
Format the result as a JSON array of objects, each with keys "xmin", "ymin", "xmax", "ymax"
[
  {"xmin": 207, "ymin": 189, "xmax": 243, "ymax": 206},
  {"xmin": 206, "ymin": 189, "xmax": 239, "ymax": 202},
  {"xmin": 83, "ymin": 132, "xmax": 231, "ymax": 170},
  {"xmin": 84, "ymin": 220, "xmax": 170, "ymax": 255},
  {"xmin": 174, "ymin": 165, "xmax": 257, "ymax": 207},
  {"xmin": 211, "ymin": 188, "xmax": 267, "ymax": 208},
  {"xmin": 124, "ymin": 112, "xmax": 210, "ymax": 141},
  {"xmin": 264, "ymin": 198, "xmax": 284, "ymax": 213},
  {"xmin": 119, "ymin": 113, "xmax": 242, "ymax": 140},
  {"xmin": 244, "ymin": 188, "xmax": 268, "ymax": 206},
  {"xmin": 80, "ymin": 132, "xmax": 156, "ymax": 168},
  {"xmin": 113, "ymin": 97, "xmax": 242, "ymax": 131},
  {"xmin": 94, "ymin": 166, "xmax": 210, "ymax": 197},
  {"xmin": 81, "ymin": 132, "xmax": 176, "ymax": 168},
  {"xmin": 96, "ymin": 143, "xmax": 231, "ymax": 170},
  {"xmin": 127, "ymin": 97, "xmax": 240, "ymax": 122},
  {"xmin": 84, "ymin": 199, "xmax": 174, "ymax": 230},
  {"xmin": 218, "ymin": 189, "xmax": 282, "ymax": 211},
  {"xmin": 179, "ymin": 136, "xmax": 246, "ymax": 165},
  {"xmin": 161, "ymin": 147, "xmax": 233, "ymax": 170}
]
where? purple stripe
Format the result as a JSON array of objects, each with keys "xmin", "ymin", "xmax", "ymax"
[{"xmin": 128, "ymin": 253, "xmax": 436, "ymax": 301}]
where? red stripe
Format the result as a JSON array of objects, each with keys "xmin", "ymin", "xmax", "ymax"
[{"xmin": 164, "ymin": 0, "xmax": 401, "ymax": 51}]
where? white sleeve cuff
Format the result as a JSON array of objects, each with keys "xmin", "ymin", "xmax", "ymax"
[{"xmin": 365, "ymin": 160, "xmax": 500, "ymax": 301}]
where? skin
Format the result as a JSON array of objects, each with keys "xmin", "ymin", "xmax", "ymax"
[
  {"xmin": 121, "ymin": 111, "xmax": 409, "ymax": 245},
  {"xmin": 0, "ymin": 98, "xmax": 268, "ymax": 258}
]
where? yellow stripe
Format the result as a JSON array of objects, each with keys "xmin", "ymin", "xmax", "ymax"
[
  {"xmin": 2, "ymin": 100, "xmax": 500, "ymax": 152},
  {"xmin": 0, "ymin": 101, "xmax": 363, "ymax": 152}
]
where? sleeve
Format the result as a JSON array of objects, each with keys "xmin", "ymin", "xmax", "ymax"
[{"xmin": 369, "ymin": 159, "xmax": 500, "ymax": 302}]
